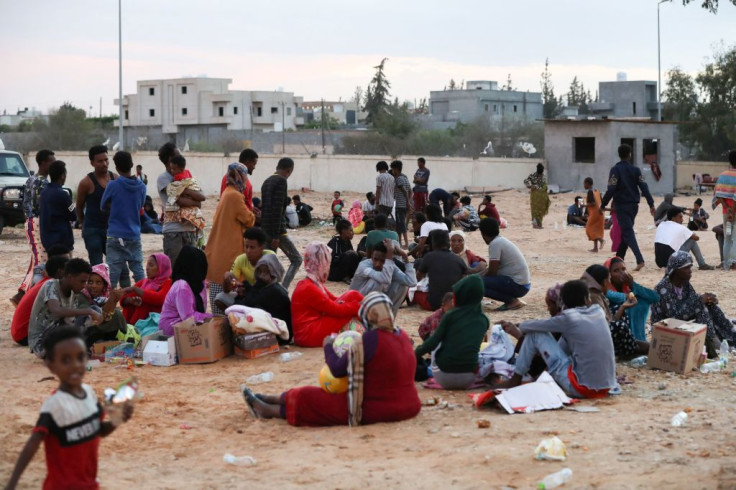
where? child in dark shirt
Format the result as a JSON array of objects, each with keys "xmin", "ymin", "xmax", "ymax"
[
  {"xmin": 331, "ymin": 191, "xmax": 345, "ymax": 225},
  {"xmin": 327, "ymin": 219, "xmax": 361, "ymax": 282}
]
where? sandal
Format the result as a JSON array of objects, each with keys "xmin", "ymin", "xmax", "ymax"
[
  {"xmin": 495, "ymin": 300, "xmax": 526, "ymax": 312},
  {"xmin": 240, "ymin": 384, "xmax": 260, "ymax": 419}
]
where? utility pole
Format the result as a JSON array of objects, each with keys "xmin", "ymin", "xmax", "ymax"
[
  {"xmin": 321, "ymin": 99, "xmax": 326, "ymax": 154},
  {"xmin": 657, "ymin": 0, "xmax": 667, "ymax": 122},
  {"xmin": 99, "ymin": 97, "xmax": 102, "ymax": 118},
  {"xmin": 117, "ymin": 0, "xmax": 124, "ymax": 150},
  {"xmin": 281, "ymin": 101, "xmax": 285, "ymax": 154}
]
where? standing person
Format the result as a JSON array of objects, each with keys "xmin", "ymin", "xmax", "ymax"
[
  {"xmin": 374, "ymin": 160, "xmax": 395, "ymax": 217},
  {"xmin": 100, "ymin": 151, "xmax": 147, "ymax": 288},
  {"xmin": 714, "ymin": 149, "xmax": 736, "ymax": 270},
  {"xmin": 220, "ymin": 149, "xmax": 258, "ymax": 212},
  {"xmin": 12, "ymin": 149, "xmax": 55, "ymax": 306},
  {"xmin": 261, "ymin": 157, "xmax": 303, "ymax": 289},
  {"xmin": 391, "ymin": 160, "xmax": 412, "ymax": 248},
  {"xmin": 584, "ymin": 177, "xmax": 605, "ymax": 253},
  {"xmin": 479, "ymin": 218, "xmax": 531, "ymax": 311},
  {"xmin": 331, "ymin": 191, "xmax": 345, "ymax": 224},
  {"xmin": 156, "ymin": 143, "xmax": 205, "ymax": 265},
  {"xmin": 76, "ymin": 145, "xmax": 117, "ymax": 266},
  {"xmin": 412, "ymin": 157, "xmax": 430, "ymax": 213},
  {"xmin": 40, "ymin": 161, "xmax": 76, "ymax": 253},
  {"xmin": 428, "ymin": 188, "xmax": 456, "ymax": 217},
  {"xmin": 135, "ymin": 164, "xmax": 148, "ymax": 185},
  {"xmin": 600, "ymin": 144, "xmax": 656, "ymax": 271},
  {"xmin": 524, "ymin": 163, "xmax": 551, "ymax": 229},
  {"xmin": 205, "ymin": 163, "xmax": 256, "ymax": 314}
]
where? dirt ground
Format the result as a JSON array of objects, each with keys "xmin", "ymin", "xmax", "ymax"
[{"xmin": 1, "ymin": 184, "xmax": 735, "ymax": 489}]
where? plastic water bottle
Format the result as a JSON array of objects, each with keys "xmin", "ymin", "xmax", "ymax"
[
  {"xmin": 245, "ymin": 372, "xmax": 274, "ymax": 384},
  {"xmin": 538, "ymin": 468, "xmax": 572, "ymax": 489},
  {"xmin": 629, "ymin": 355, "xmax": 648, "ymax": 367},
  {"xmin": 700, "ymin": 360, "xmax": 726, "ymax": 373},
  {"xmin": 279, "ymin": 352, "xmax": 303, "ymax": 362},
  {"xmin": 670, "ymin": 411, "xmax": 688, "ymax": 427},
  {"xmin": 719, "ymin": 340, "xmax": 730, "ymax": 362},
  {"xmin": 726, "ymin": 222, "xmax": 733, "ymax": 237},
  {"xmin": 223, "ymin": 454, "xmax": 257, "ymax": 466}
]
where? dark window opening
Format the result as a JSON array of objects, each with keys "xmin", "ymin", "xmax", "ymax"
[
  {"xmin": 234, "ymin": 106, "xmax": 238, "ymax": 115},
  {"xmin": 643, "ymin": 139, "xmax": 658, "ymax": 167},
  {"xmin": 513, "ymin": 105, "xmax": 518, "ymax": 113},
  {"xmin": 181, "ymin": 86, "xmax": 187, "ymax": 95},
  {"xmin": 271, "ymin": 107, "xmax": 278, "ymax": 114},
  {"xmin": 124, "ymin": 110, "xmax": 128, "ymax": 120},
  {"xmin": 149, "ymin": 109, "xmax": 155, "ymax": 117},
  {"xmin": 218, "ymin": 107, "xmax": 224, "ymax": 117},
  {"xmin": 287, "ymin": 107, "xmax": 292, "ymax": 116},
  {"xmin": 632, "ymin": 102, "xmax": 637, "ymax": 115},
  {"xmin": 574, "ymin": 137, "xmax": 596, "ymax": 163},
  {"xmin": 182, "ymin": 108, "xmax": 188, "ymax": 116},
  {"xmin": 256, "ymin": 107, "xmax": 262, "ymax": 117},
  {"xmin": 148, "ymin": 87, "xmax": 154, "ymax": 96}
]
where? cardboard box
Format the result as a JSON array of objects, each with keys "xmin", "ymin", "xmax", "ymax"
[
  {"xmin": 174, "ymin": 317, "xmax": 233, "ymax": 364},
  {"xmin": 647, "ymin": 318, "xmax": 707, "ymax": 374},
  {"xmin": 234, "ymin": 332, "xmax": 278, "ymax": 351},
  {"xmin": 235, "ymin": 343, "xmax": 280, "ymax": 359},
  {"xmin": 142, "ymin": 336, "xmax": 177, "ymax": 367},
  {"xmin": 90, "ymin": 340, "xmax": 121, "ymax": 361}
]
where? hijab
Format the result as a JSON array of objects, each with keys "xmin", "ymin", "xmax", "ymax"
[
  {"xmin": 255, "ymin": 254, "xmax": 285, "ymax": 283},
  {"xmin": 449, "ymin": 230, "xmax": 469, "ymax": 265},
  {"xmin": 348, "ymin": 200, "xmax": 364, "ymax": 227},
  {"xmin": 604, "ymin": 256, "xmax": 631, "ymax": 294},
  {"xmin": 545, "ymin": 283, "xmax": 564, "ymax": 312},
  {"xmin": 140, "ymin": 253, "xmax": 172, "ymax": 291},
  {"xmin": 226, "ymin": 162, "xmax": 248, "ymax": 193},
  {"xmin": 83, "ymin": 263, "xmax": 111, "ymax": 303},
  {"xmin": 580, "ymin": 265, "xmax": 611, "ymax": 322},
  {"xmin": 359, "ymin": 292, "xmax": 396, "ymax": 332},
  {"xmin": 304, "ymin": 241, "xmax": 331, "ymax": 289},
  {"xmin": 665, "ymin": 250, "xmax": 692, "ymax": 278},
  {"xmin": 172, "ymin": 245, "xmax": 208, "ymax": 313}
]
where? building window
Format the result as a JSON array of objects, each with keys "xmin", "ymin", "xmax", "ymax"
[
  {"xmin": 124, "ymin": 110, "xmax": 128, "ymax": 120},
  {"xmin": 287, "ymin": 107, "xmax": 292, "ymax": 116},
  {"xmin": 148, "ymin": 87, "xmax": 155, "ymax": 96},
  {"xmin": 493, "ymin": 105, "xmax": 497, "ymax": 113},
  {"xmin": 574, "ymin": 137, "xmax": 596, "ymax": 163},
  {"xmin": 632, "ymin": 102, "xmax": 637, "ymax": 115},
  {"xmin": 257, "ymin": 107, "xmax": 262, "ymax": 117},
  {"xmin": 149, "ymin": 109, "xmax": 155, "ymax": 117},
  {"xmin": 484, "ymin": 104, "xmax": 489, "ymax": 112},
  {"xmin": 234, "ymin": 106, "xmax": 238, "ymax": 115},
  {"xmin": 181, "ymin": 86, "xmax": 187, "ymax": 95},
  {"xmin": 271, "ymin": 107, "xmax": 278, "ymax": 114},
  {"xmin": 218, "ymin": 106, "xmax": 224, "ymax": 117},
  {"xmin": 181, "ymin": 108, "xmax": 188, "ymax": 116},
  {"xmin": 643, "ymin": 139, "xmax": 658, "ymax": 167},
  {"xmin": 513, "ymin": 105, "xmax": 518, "ymax": 113}
]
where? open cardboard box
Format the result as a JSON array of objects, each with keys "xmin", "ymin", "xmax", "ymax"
[
  {"xmin": 174, "ymin": 317, "xmax": 232, "ymax": 364},
  {"xmin": 142, "ymin": 335, "xmax": 177, "ymax": 367},
  {"xmin": 647, "ymin": 318, "xmax": 706, "ymax": 374}
]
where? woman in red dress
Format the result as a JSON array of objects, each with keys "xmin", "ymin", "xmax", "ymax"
[
  {"xmin": 119, "ymin": 253, "xmax": 172, "ymax": 324},
  {"xmin": 243, "ymin": 292, "xmax": 421, "ymax": 427}
]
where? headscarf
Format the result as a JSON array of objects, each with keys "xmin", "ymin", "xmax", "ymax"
[
  {"xmin": 303, "ymin": 241, "xmax": 331, "ymax": 286},
  {"xmin": 255, "ymin": 254, "xmax": 285, "ymax": 283},
  {"xmin": 172, "ymin": 245, "xmax": 208, "ymax": 313},
  {"xmin": 83, "ymin": 263, "xmax": 111, "ymax": 303},
  {"xmin": 665, "ymin": 250, "xmax": 692, "ymax": 278},
  {"xmin": 348, "ymin": 200, "xmax": 364, "ymax": 227},
  {"xmin": 140, "ymin": 253, "xmax": 172, "ymax": 291},
  {"xmin": 604, "ymin": 256, "xmax": 631, "ymax": 294},
  {"xmin": 358, "ymin": 292, "xmax": 396, "ymax": 332},
  {"xmin": 545, "ymin": 283, "xmax": 564, "ymax": 313},
  {"xmin": 226, "ymin": 162, "xmax": 248, "ymax": 193},
  {"xmin": 580, "ymin": 265, "xmax": 611, "ymax": 322},
  {"xmin": 449, "ymin": 230, "xmax": 469, "ymax": 265}
]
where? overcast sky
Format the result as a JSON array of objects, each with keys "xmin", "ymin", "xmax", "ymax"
[{"xmin": 2, "ymin": 0, "xmax": 734, "ymax": 117}]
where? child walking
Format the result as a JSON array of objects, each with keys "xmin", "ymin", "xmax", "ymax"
[{"xmin": 6, "ymin": 327, "xmax": 134, "ymax": 489}]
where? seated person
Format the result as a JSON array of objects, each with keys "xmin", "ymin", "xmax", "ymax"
[
  {"xmin": 235, "ymin": 254, "xmax": 292, "ymax": 344},
  {"xmin": 654, "ymin": 193, "xmax": 676, "ymax": 224},
  {"xmin": 581, "ymin": 264, "xmax": 648, "ymax": 358},
  {"xmin": 495, "ymin": 280, "xmax": 618, "ymax": 398},
  {"xmin": 165, "ymin": 155, "xmax": 205, "ymax": 231},
  {"xmin": 28, "ymin": 259, "xmax": 103, "ymax": 358},
  {"xmin": 216, "ymin": 227, "xmax": 275, "ymax": 312},
  {"xmin": 291, "ymin": 242, "xmax": 363, "ymax": 347},
  {"xmin": 417, "ymin": 292, "xmax": 454, "ymax": 341},
  {"xmin": 11, "ymin": 256, "xmax": 69, "ymax": 346},
  {"xmin": 356, "ymin": 218, "xmax": 374, "ymax": 258},
  {"xmin": 450, "ymin": 230, "xmax": 487, "ymax": 275},
  {"xmin": 242, "ymin": 292, "xmax": 421, "ymax": 426},
  {"xmin": 479, "ymin": 218, "xmax": 531, "ymax": 311},
  {"xmin": 689, "ymin": 198, "xmax": 709, "ymax": 231},
  {"xmin": 362, "ymin": 192, "xmax": 377, "ymax": 220},
  {"xmin": 453, "ymin": 195, "xmax": 481, "ymax": 231},
  {"xmin": 364, "ymin": 214, "xmax": 398, "ymax": 252},
  {"xmin": 567, "ymin": 196, "xmax": 587, "ymax": 226},
  {"xmin": 410, "ymin": 212, "xmax": 426, "ymax": 246},
  {"xmin": 347, "ymin": 200, "xmax": 365, "ymax": 234},
  {"xmin": 79, "ymin": 264, "xmax": 128, "ymax": 345},
  {"xmin": 651, "ymin": 251, "xmax": 736, "ymax": 357},
  {"xmin": 605, "ymin": 257, "xmax": 659, "ymax": 342},
  {"xmin": 120, "ymin": 253, "xmax": 173, "ymax": 325},
  {"xmin": 285, "ymin": 197, "xmax": 299, "ymax": 229},
  {"xmin": 140, "ymin": 195, "xmax": 162, "ymax": 234},
  {"xmin": 654, "ymin": 207, "xmax": 714, "ymax": 270},
  {"xmin": 159, "ymin": 246, "xmax": 212, "ymax": 336},
  {"xmin": 292, "ymin": 195, "xmax": 313, "ymax": 227},
  {"xmin": 415, "ymin": 275, "xmax": 489, "ymax": 389},
  {"xmin": 409, "ymin": 204, "xmax": 448, "ymax": 259},
  {"xmin": 414, "ymin": 230, "xmax": 468, "ymax": 311},
  {"xmin": 327, "ymin": 219, "xmax": 361, "ymax": 282},
  {"xmin": 350, "ymin": 240, "xmax": 417, "ymax": 316},
  {"xmin": 478, "ymin": 195, "xmax": 497, "ymax": 219}
]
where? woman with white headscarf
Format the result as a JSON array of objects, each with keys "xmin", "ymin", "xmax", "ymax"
[{"xmin": 449, "ymin": 230, "xmax": 487, "ymax": 275}]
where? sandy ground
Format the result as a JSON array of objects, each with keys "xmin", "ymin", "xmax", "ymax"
[{"xmin": 1, "ymin": 185, "xmax": 736, "ymax": 490}]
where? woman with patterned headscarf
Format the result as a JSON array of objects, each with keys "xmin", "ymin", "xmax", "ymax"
[
  {"xmin": 524, "ymin": 163, "xmax": 551, "ymax": 229},
  {"xmin": 241, "ymin": 292, "xmax": 421, "ymax": 426},
  {"xmin": 291, "ymin": 242, "xmax": 364, "ymax": 347},
  {"xmin": 205, "ymin": 163, "xmax": 255, "ymax": 315}
]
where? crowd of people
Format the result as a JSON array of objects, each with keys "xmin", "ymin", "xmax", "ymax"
[{"xmin": 6, "ymin": 143, "xmax": 736, "ymax": 488}]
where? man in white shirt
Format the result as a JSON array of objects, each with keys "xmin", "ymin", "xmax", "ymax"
[{"xmin": 654, "ymin": 207, "xmax": 714, "ymax": 270}]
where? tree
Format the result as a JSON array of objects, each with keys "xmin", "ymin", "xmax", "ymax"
[
  {"xmin": 662, "ymin": 67, "xmax": 698, "ymax": 121},
  {"xmin": 35, "ymin": 102, "xmax": 94, "ymax": 150},
  {"xmin": 540, "ymin": 58, "xmax": 563, "ymax": 119},
  {"xmin": 448, "ymin": 79, "xmax": 458, "ymax": 90},
  {"xmin": 364, "ymin": 58, "xmax": 391, "ymax": 125},
  {"xmin": 567, "ymin": 76, "xmax": 590, "ymax": 114},
  {"xmin": 676, "ymin": 0, "xmax": 736, "ymax": 13}
]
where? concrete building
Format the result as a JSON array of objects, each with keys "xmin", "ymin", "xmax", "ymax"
[
  {"xmin": 301, "ymin": 101, "xmax": 365, "ymax": 125},
  {"xmin": 0, "ymin": 108, "xmax": 46, "ymax": 128},
  {"xmin": 544, "ymin": 118, "xmax": 677, "ymax": 195},
  {"xmin": 588, "ymin": 80, "xmax": 659, "ymax": 120},
  {"xmin": 429, "ymin": 80, "xmax": 543, "ymax": 124},
  {"xmin": 114, "ymin": 77, "xmax": 304, "ymax": 134}
]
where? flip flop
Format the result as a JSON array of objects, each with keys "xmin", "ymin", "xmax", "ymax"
[
  {"xmin": 494, "ymin": 301, "xmax": 526, "ymax": 312},
  {"xmin": 240, "ymin": 384, "xmax": 260, "ymax": 419}
]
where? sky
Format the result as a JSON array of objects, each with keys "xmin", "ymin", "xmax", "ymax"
[{"xmin": 2, "ymin": 0, "xmax": 735, "ymax": 117}]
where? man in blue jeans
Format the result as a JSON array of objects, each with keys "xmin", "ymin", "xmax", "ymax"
[
  {"xmin": 479, "ymin": 217, "xmax": 531, "ymax": 311},
  {"xmin": 101, "ymin": 151, "xmax": 147, "ymax": 288}
]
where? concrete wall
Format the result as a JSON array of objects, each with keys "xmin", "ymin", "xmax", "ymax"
[
  {"xmin": 676, "ymin": 161, "xmax": 730, "ymax": 188},
  {"xmin": 31, "ymin": 152, "xmax": 540, "ymax": 197},
  {"xmin": 597, "ymin": 81, "xmax": 658, "ymax": 120}
]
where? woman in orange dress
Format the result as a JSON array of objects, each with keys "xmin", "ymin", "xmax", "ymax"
[{"xmin": 584, "ymin": 177, "xmax": 605, "ymax": 252}]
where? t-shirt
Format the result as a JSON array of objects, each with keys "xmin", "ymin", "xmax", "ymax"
[
  {"xmin": 365, "ymin": 229, "xmax": 399, "ymax": 251},
  {"xmin": 420, "ymin": 221, "xmax": 448, "ymax": 238},
  {"xmin": 28, "ymin": 280, "xmax": 82, "ymax": 356},
  {"xmin": 34, "ymin": 384, "xmax": 103, "ymax": 490},
  {"xmin": 362, "ymin": 200, "xmax": 375, "ymax": 214},
  {"xmin": 376, "ymin": 172, "xmax": 395, "ymax": 207},
  {"xmin": 418, "ymin": 250, "xmax": 468, "ymax": 309},
  {"xmin": 231, "ymin": 250, "xmax": 275, "ymax": 286},
  {"xmin": 394, "ymin": 173, "xmax": 411, "ymax": 209},
  {"xmin": 11, "ymin": 277, "xmax": 50, "ymax": 343},
  {"xmin": 157, "ymin": 172, "xmax": 196, "ymax": 233},
  {"xmin": 488, "ymin": 236, "xmax": 530, "ymax": 286},
  {"xmin": 413, "ymin": 168, "xmax": 430, "ymax": 193},
  {"xmin": 100, "ymin": 176, "xmax": 147, "ymax": 240}
]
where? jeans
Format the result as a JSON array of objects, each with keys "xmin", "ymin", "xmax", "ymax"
[
  {"xmin": 163, "ymin": 231, "xmax": 199, "ymax": 266},
  {"xmin": 275, "ymin": 234, "xmax": 302, "ymax": 289},
  {"xmin": 680, "ymin": 238, "xmax": 707, "ymax": 267},
  {"xmin": 513, "ymin": 331, "xmax": 582, "ymax": 398},
  {"xmin": 482, "ymin": 275, "xmax": 530, "ymax": 304},
  {"xmin": 106, "ymin": 237, "xmax": 144, "ymax": 288},
  {"xmin": 722, "ymin": 215, "xmax": 736, "ymax": 269},
  {"xmin": 82, "ymin": 227, "xmax": 107, "ymax": 265},
  {"xmin": 615, "ymin": 203, "xmax": 644, "ymax": 264}
]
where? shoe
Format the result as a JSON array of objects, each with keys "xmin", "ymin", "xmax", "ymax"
[
  {"xmin": 495, "ymin": 300, "xmax": 526, "ymax": 312},
  {"xmin": 699, "ymin": 264, "xmax": 715, "ymax": 271},
  {"xmin": 9, "ymin": 290, "xmax": 24, "ymax": 307},
  {"xmin": 240, "ymin": 384, "xmax": 260, "ymax": 419},
  {"xmin": 633, "ymin": 263, "xmax": 645, "ymax": 272}
]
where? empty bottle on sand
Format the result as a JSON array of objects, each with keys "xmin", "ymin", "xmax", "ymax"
[
  {"xmin": 718, "ymin": 340, "xmax": 730, "ymax": 361},
  {"xmin": 223, "ymin": 454, "xmax": 257, "ymax": 466},
  {"xmin": 700, "ymin": 360, "xmax": 726, "ymax": 374},
  {"xmin": 279, "ymin": 352, "xmax": 303, "ymax": 362},
  {"xmin": 629, "ymin": 356, "xmax": 647, "ymax": 367},
  {"xmin": 246, "ymin": 372, "xmax": 274, "ymax": 384},
  {"xmin": 538, "ymin": 468, "xmax": 572, "ymax": 489},
  {"xmin": 670, "ymin": 411, "xmax": 688, "ymax": 427}
]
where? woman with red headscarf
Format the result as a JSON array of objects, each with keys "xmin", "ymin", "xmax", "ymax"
[
  {"xmin": 291, "ymin": 242, "xmax": 363, "ymax": 347},
  {"xmin": 120, "ymin": 253, "xmax": 173, "ymax": 324}
]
